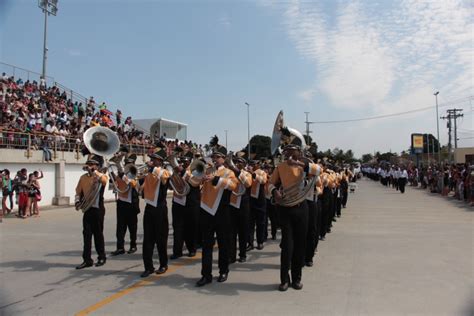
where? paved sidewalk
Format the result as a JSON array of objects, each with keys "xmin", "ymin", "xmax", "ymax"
[{"xmin": 0, "ymin": 178, "xmax": 472, "ymax": 315}]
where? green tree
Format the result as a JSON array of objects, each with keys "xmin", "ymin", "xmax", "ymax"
[
  {"xmin": 361, "ymin": 153, "xmax": 374, "ymax": 163},
  {"xmin": 242, "ymin": 135, "xmax": 272, "ymax": 159}
]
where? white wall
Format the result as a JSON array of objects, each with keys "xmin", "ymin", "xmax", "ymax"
[
  {"xmin": 0, "ymin": 163, "xmax": 56, "ymax": 207},
  {"xmin": 0, "ymin": 162, "xmax": 118, "ymax": 207}
]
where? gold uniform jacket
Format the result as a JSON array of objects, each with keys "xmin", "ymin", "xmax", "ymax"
[{"xmin": 200, "ymin": 165, "xmax": 238, "ymax": 216}]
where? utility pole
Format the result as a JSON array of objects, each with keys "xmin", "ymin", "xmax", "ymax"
[
  {"xmin": 434, "ymin": 91, "xmax": 441, "ymax": 163},
  {"xmin": 304, "ymin": 112, "xmax": 314, "ymax": 145},
  {"xmin": 441, "ymin": 108, "xmax": 463, "ymax": 162}
]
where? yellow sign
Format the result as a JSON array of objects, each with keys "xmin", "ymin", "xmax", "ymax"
[{"xmin": 412, "ymin": 135, "xmax": 423, "ymax": 149}]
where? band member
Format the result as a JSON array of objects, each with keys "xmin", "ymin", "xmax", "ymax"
[
  {"xmin": 340, "ymin": 169, "xmax": 350, "ymax": 208},
  {"xmin": 228, "ymin": 154, "xmax": 252, "ymax": 263},
  {"xmin": 319, "ymin": 172, "xmax": 332, "ymax": 240},
  {"xmin": 111, "ymin": 154, "xmax": 140, "ymax": 256},
  {"xmin": 196, "ymin": 139, "xmax": 238, "ymax": 287},
  {"xmin": 75, "ymin": 155, "xmax": 108, "ymax": 269},
  {"xmin": 264, "ymin": 163, "xmax": 279, "ymax": 240},
  {"xmin": 171, "ymin": 152, "xmax": 201, "ymax": 259},
  {"xmin": 269, "ymin": 144, "xmax": 320, "ymax": 291},
  {"xmin": 305, "ymin": 159, "xmax": 320, "ymax": 267},
  {"xmin": 248, "ymin": 160, "xmax": 268, "ymax": 251},
  {"xmin": 140, "ymin": 148, "xmax": 170, "ymax": 278}
]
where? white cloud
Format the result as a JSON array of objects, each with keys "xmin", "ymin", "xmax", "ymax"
[
  {"xmin": 272, "ymin": 0, "xmax": 473, "ymax": 113},
  {"xmin": 218, "ymin": 14, "xmax": 231, "ymax": 27},
  {"xmin": 65, "ymin": 48, "xmax": 83, "ymax": 57}
]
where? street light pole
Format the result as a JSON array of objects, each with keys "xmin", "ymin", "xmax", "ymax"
[
  {"xmin": 42, "ymin": 8, "xmax": 48, "ymax": 80},
  {"xmin": 434, "ymin": 91, "xmax": 440, "ymax": 164},
  {"xmin": 245, "ymin": 102, "xmax": 250, "ymax": 159},
  {"xmin": 38, "ymin": 0, "xmax": 58, "ymax": 81},
  {"xmin": 224, "ymin": 130, "xmax": 228, "ymax": 149}
]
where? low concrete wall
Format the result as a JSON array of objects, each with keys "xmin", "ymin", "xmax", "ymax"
[{"xmin": 0, "ymin": 149, "xmax": 148, "ymax": 207}]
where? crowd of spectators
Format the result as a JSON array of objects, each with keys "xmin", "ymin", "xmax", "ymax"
[
  {"xmin": 363, "ymin": 163, "xmax": 474, "ymax": 206},
  {"xmin": 1, "ymin": 168, "xmax": 43, "ymax": 222},
  {"xmin": 0, "ymin": 73, "xmax": 207, "ymax": 159}
]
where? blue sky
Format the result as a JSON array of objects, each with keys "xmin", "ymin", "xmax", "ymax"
[{"xmin": 1, "ymin": 0, "xmax": 472, "ymax": 156}]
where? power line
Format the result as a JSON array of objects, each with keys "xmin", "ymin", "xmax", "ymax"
[{"xmin": 312, "ymin": 95, "xmax": 473, "ymax": 124}]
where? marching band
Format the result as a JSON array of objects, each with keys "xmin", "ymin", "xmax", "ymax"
[{"xmin": 73, "ymin": 111, "xmax": 354, "ymax": 291}]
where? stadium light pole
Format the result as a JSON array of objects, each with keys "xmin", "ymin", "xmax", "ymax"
[
  {"xmin": 38, "ymin": 0, "xmax": 58, "ymax": 81},
  {"xmin": 434, "ymin": 91, "xmax": 440, "ymax": 164},
  {"xmin": 244, "ymin": 102, "xmax": 250, "ymax": 159}
]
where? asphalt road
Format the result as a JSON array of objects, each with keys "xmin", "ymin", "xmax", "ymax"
[{"xmin": 0, "ymin": 178, "xmax": 472, "ymax": 316}]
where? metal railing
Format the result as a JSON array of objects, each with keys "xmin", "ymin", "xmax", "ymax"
[
  {"xmin": 0, "ymin": 61, "xmax": 55, "ymax": 87},
  {"xmin": 0, "ymin": 130, "xmax": 154, "ymax": 161}
]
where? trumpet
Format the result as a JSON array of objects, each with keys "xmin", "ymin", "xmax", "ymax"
[{"xmin": 225, "ymin": 152, "xmax": 246, "ymax": 196}]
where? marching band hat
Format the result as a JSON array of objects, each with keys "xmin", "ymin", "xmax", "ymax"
[
  {"xmin": 211, "ymin": 145, "xmax": 227, "ymax": 158},
  {"xmin": 282, "ymin": 143, "xmax": 301, "ymax": 151},
  {"xmin": 184, "ymin": 151, "xmax": 194, "ymax": 159},
  {"xmin": 249, "ymin": 159, "xmax": 260, "ymax": 165},
  {"xmin": 124, "ymin": 153, "xmax": 137, "ymax": 164},
  {"xmin": 86, "ymin": 155, "xmax": 104, "ymax": 167},
  {"xmin": 234, "ymin": 156, "xmax": 247, "ymax": 164},
  {"xmin": 148, "ymin": 147, "xmax": 167, "ymax": 160}
]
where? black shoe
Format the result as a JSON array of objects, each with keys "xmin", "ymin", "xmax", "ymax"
[
  {"xmin": 75, "ymin": 261, "xmax": 93, "ymax": 270},
  {"xmin": 170, "ymin": 254, "xmax": 182, "ymax": 260},
  {"xmin": 196, "ymin": 276, "xmax": 212, "ymax": 287},
  {"xmin": 246, "ymin": 244, "xmax": 254, "ymax": 252},
  {"xmin": 127, "ymin": 247, "xmax": 137, "ymax": 254},
  {"xmin": 95, "ymin": 259, "xmax": 106, "ymax": 267},
  {"xmin": 256, "ymin": 243, "xmax": 264, "ymax": 250},
  {"xmin": 140, "ymin": 270, "xmax": 154, "ymax": 278},
  {"xmin": 327, "ymin": 228, "xmax": 331, "ymax": 233},
  {"xmin": 111, "ymin": 249, "xmax": 125, "ymax": 256},
  {"xmin": 332, "ymin": 218, "xmax": 337, "ymax": 222},
  {"xmin": 305, "ymin": 261, "xmax": 313, "ymax": 267},
  {"xmin": 337, "ymin": 214, "xmax": 341, "ymax": 218},
  {"xmin": 278, "ymin": 282, "xmax": 289, "ymax": 292},
  {"xmin": 319, "ymin": 236, "xmax": 325, "ymax": 241},
  {"xmin": 155, "ymin": 266, "xmax": 168, "ymax": 274},
  {"xmin": 188, "ymin": 251, "xmax": 196, "ymax": 257},
  {"xmin": 229, "ymin": 258, "xmax": 236, "ymax": 264},
  {"xmin": 238, "ymin": 257, "xmax": 246, "ymax": 263},
  {"xmin": 292, "ymin": 281, "xmax": 303, "ymax": 290},
  {"xmin": 217, "ymin": 272, "xmax": 228, "ymax": 283}
]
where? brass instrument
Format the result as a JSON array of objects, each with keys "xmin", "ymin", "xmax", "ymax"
[
  {"xmin": 75, "ymin": 165, "xmax": 102, "ymax": 212},
  {"xmin": 165, "ymin": 154, "xmax": 191, "ymax": 197},
  {"xmin": 124, "ymin": 163, "xmax": 149, "ymax": 180},
  {"xmin": 77, "ymin": 126, "xmax": 120, "ymax": 212},
  {"xmin": 225, "ymin": 152, "xmax": 246, "ymax": 196},
  {"xmin": 270, "ymin": 110, "xmax": 316, "ymax": 207}
]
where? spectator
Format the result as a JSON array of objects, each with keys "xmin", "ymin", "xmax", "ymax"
[
  {"xmin": 29, "ymin": 170, "xmax": 43, "ymax": 217},
  {"xmin": 1, "ymin": 169, "xmax": 13, "ymax": 216},
  {"xmin": 14, "ymin": 168, "xmax": 28, "ymax": 218}
]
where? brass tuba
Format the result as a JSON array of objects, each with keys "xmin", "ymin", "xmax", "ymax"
[
  {"xmin": 76, "ymin": 126, "xmax": 121, "ymax": 212},
  {"xmin": 270, "ymin": 111, "xmax": 316, "ymax": 207},
  {"xmin": 166, "ymin": 154, "xmax": 191, "ymax": 197}
]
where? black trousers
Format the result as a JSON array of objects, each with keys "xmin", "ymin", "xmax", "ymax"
[
  {"xmin": 305, "ymin": 200, "xmax": 318, "ymax": 263},
  {"xmin": 229, "ymin": 199, "xmax": 250, "ymax": 261},
  {"xmin": 82, "ymin": 207, "xmax": 106, "ymax": 262},
  {"xmin": 320, "ymin": 195, "xmax": 330, "ymax": 238},
  {"xmin": 200, "ymin": 205, "xmax": 231, "ymax": 278},
  {"xmin": 315, "ymin": 199, "xmax": 322, "ymax": 249},
  {"xmin": 249, "ymin": 199, "xmax": 266, "ymax": 245},
  {"xmin": 398, "ymin": 178, "xmax": 407, "ymax": 193},
  {"xmin": 279, "ymin": 202, "xmax": 308, "ymax": 284},
  {"xmin": 172, "ymin": 201, "xmax": 198, "ymax": 256},
  {"xmin": 266, "ymin": 198, "xmax": 280, "ymax": 238},
  {"xmin": 142, "ymin": 203, "xmax": 169, "ymax": 272},
  {"xmin": 336, "ymin": 196, "xmax": 342, "ymax": 217},
  {"xmin": 341, "ymin": 189, "xmax": 348, "ymax": 207},
  {"xmin": 116, "ymin": 200, "xmax": 138, "ymax": 250}
]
